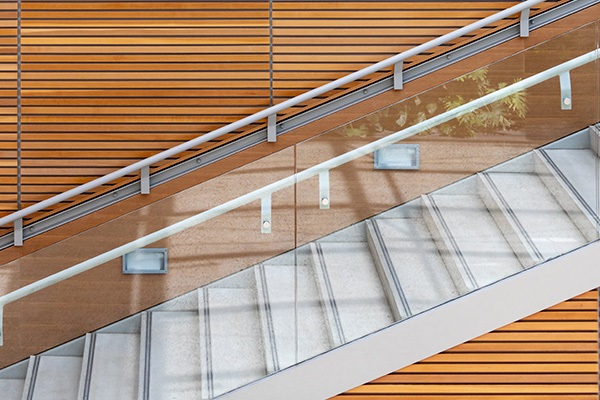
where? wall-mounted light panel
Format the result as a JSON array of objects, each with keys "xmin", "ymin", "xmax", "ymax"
[
  {"xmin": 122, "ymin": 248, "xmax": 168, "ymax": 274},
  {"xmin": 374, "ymin": 144, "xmax": 420, "ymax": 170}
]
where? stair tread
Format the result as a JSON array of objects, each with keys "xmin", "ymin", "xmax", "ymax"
[
  {"xmin": 373, "ymin": 218, "xmax": 459, "ymax": 314},
  {"xmin": 86, "ymin": 333, "xmax": 139, "ymax": 400},
  {"xmin": 315, "ymin": 242, "xmax": 395, "ymax": 343},
  {"xmin": 544, "ymin": 149, "xmax": 600, "ymax": 214},
  {"xmin": 487, "ymin": 172, "xmax": 587, "ymax": 259},
  {"xmin": 30, "ymin": 356, "xmax": 82, "ymax": 400},
  {"xmin": 148, "ymin": 311, "xmax": 201, "ymax": 400},
  {"xmin": 0, "ymin": 379, "xmax": 24, "ymax": 400},
  {"xmin": 429, "ymin": 194, "xmax": 523, "ymax": 286},
  {"xmin": 259, "ymin": 264, "xmax": 331, "ymax": 370},
  {"xmin": 199, "ymin": 287, "xmax": 265, "ymax": 398}
]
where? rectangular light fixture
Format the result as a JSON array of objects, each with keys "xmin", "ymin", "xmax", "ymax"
[
  {"xmin": 122, "ymin": 248, "xmax": 168, "ymax": 274},
  {"xmin": 374, "ymin": 144, "xmax": 420, "ymax": 170}
]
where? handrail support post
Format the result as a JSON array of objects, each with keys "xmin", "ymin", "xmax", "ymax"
[
  {"xmin": 14, "ymin": 218, "xmax": 22, "ymax": 247},
  {"xmin": 394, "ymin": 61, "xmax": 404, "ymax": 90},
  {"xmin": 520, "ymin": 7, "xmax": 530, "ymax": 37},
  {"xmin": 268, "ymin": 114, "xmax": 277, "ymax": 142},
  {"xmin": 261, "ymin": 194, "xmax": 272, "ymax": 233},
  {"xmin": 559, "ymin": 71, "xmax": 572, "ymax": 110},
  {"xmin": 141, "ymin": 166, "xmax": 150, "ymax": 195},
  {"xmin": 319, "ymin": 171, "xmax": 330, "ymax": 209}
]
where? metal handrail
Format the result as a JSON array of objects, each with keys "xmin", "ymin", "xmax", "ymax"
[
  {"xmin": 0, "ymin": 48, "xmax": 597, "ymax": 345},
  {"xmin": 0, "ymin": 0, "xmax": 546, "ymax": 244}
]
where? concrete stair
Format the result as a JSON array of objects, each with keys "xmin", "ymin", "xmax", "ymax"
[
  {"xmin": 79, "ymin": 333, "xmax": 140, "ymax": 400},
  {"xmin": 22, "ymin": 355, "xmax": 83, "ymax": 400},
  {"xmin": 1, "ymin": 126, "xmax": 598, "ymax": 400}
]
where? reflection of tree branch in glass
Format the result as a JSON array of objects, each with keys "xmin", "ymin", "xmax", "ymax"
[{"xmin": 341, "ymin": 67, "xmax": 528, "ymax": 138}]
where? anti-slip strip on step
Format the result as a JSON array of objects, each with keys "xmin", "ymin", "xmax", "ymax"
[
  {"xmin": 201, "ymin": 290, "xmax": 215, "ymax": 400},
  {"xmin": 81, "ymin": 333, "xmax": 97, "ymax": 400},
  {"xmin": 313, "ymin": 243, "xmax": 346, "ymax": 346},
  {"xmin": 140, "ymin": 313, "xmax": 152, "ymax": 400},
  {"xmin": 480, "ymin": 172, "xmax": 544, "ymax": 261},
  {"xmin": 24, "ymin": 356, "xmax": 40, "ymax": 400},
  {"xmin": 539, "ymin": 149, "xmax": 600, "ymax": 225},
  {"xmin": 369, "ymin": 220, "xmax": 412, "ymax": 317},
  {"xmin": 256, "ymin": 264, "xmax": 280, "ymax": 372},
  {"xmin": 426, "ymin": 195, "xmax": 477, "ymax": 289}
]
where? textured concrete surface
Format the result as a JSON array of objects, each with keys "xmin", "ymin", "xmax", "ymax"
[
  {"xmin": 147, "ymin": 311, "xmax": 201, "ymax": 400},
  {"xmin": 545, "ymin": 149, "xmax": 600, "ymax": 215},
  {"xmin": 30, "ymin": 356, "xmax": 82, "ymax": 400},
  {"xmin": 429, "ymin": 194, "xmax": 524, "ymax": 287},
  {"xmin": 0, "ymin": 379, "xmax": 24, "ymax": 400},
  {"xmin": 487, "ymin": 172, "xmax": 587, "ymax": 259},
  {"xmin": 312, "ymin": 242, "xmax": 395, "ymax": 344},
  {"xmin": 258, "ymin": 264, "xmax": 331, "ymax": 371},
  {"xmin": 87, "ymin": 333, "xmax": 139, "ymax": 400},
  {"xmin": 371, "ymin": 217, "xmax": 459, "ymax": 315},
  {"xmin": 199, "ymin": 288, "xmax": 265, "ymax": 399}
]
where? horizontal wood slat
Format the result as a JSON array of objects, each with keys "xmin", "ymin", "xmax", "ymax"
[
  {"xmin": 333, "ymin": 290, "xmax": 599, "ymax": 399},
  {"xmin": 0, "ymin": 0, "xmax": 570, "ymax": 237}
]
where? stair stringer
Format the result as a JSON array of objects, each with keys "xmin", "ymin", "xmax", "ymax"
[{"xmin": 219, "ymin": 239, "xmax": 600, "ymax": 400}]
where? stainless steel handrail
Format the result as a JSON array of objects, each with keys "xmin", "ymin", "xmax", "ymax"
[
  {"xmin": 0, "ymin": 0, "xmax": 545, "ymax": 245},
  {"xmin": 0, "ymin": 47, "xmax": 597, "ymax": 345}
]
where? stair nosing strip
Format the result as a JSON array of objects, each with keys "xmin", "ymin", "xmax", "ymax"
[
  {"xmin": 370, "ymin": 220, "xmax": 412, "ymax": 316},
  {"xmin": 25, "ymin": 356, "xmax": 40, "ymax": 400},
  {"xmin": 82, "ymin": 332, "xmax": 96, "ymax": 400},
  {"xmin": 315, "ymin": 243, "xmax": 346, "ymax": 344},
  {"xmin": 427, "ymin": 195, "xmax": 478, "ymax": 289},
  {"xmin": 257, "ymin": 264, "xmax": 280, "ymax": 371},
  {"xmin": 539, "ymin": 149, "xmax": 600, "ymax": 225},
  {"xmin": 143, "ymin": 313, "xmax": 152, "ymax": 400},
  {"xmin": 481, "ymin": 172, "xmax": 544, "ymax": 261},
  {"xmin": 202, "ymin": 289, "xmax": 214, "ymax": 399}
]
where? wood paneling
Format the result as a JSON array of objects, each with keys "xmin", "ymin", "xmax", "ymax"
[
  {"xmin": 0, "ymin": 0, "xmax": 572, "ymax": 237},
  {"xmin": 333, "ymin": 290, "xmax": 599, "ymax": 399},
  {"xmin": 16, "ymin": 1, "xmax": 271, "ymax": 230}
]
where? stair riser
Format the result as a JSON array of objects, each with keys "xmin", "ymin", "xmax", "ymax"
[
  {"xmin": 477, "ymin": 174, "xmax": 541, "ymax": 267},
  {"xmin": 365, "ymin": 220, "xmax": 409, "ymax": 321},
  {"xmin": 534, "ymin": 150, "xmax": 599, "ymax": 242},
  {"xmin": 421, "ymin": 195, "xmax": 473, "ymax": 294}
]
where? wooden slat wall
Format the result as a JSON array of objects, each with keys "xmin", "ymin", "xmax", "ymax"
[
  {"xmin": 334, "ymin": 290, "xmax": 599, "ymax": 399},
  {"xmin": 0, "ymin": 0, "xmax": 570, "ymax": 236},
  {"xmin": 272, "ymin": 1, "xmax": 564, "ymax": 112},
  {"xmin": 0, "ymin": 1, "xmax": 17, "ymax": 217},
  {"xmin": 18, "ymin": 0, "xmax": 271, "ymax": 216}
]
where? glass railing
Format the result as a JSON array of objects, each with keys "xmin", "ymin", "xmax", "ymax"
[{"xmin": 0, "ymin": 20, "xmax": 598, "ymax": 399}]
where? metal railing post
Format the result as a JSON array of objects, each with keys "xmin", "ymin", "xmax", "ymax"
[
  {"xmin": 14, "ymin": 218, "xmax": 22, "ymax": 247},
  {"xmin": 520, "ymin": 8, "xmax": 531, "ymax": 37},
  {"xmin": 140, "ymin": 166, "xmax": 150, "ymax": 195}
]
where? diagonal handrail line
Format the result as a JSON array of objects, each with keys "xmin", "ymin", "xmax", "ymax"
[
  {"xmin": 0, "ymin": 0, "xmax": 546, "ymax": 232},
  {"xmin": 0, "ymin": 47, "xmax": 597, "ymax": 345}
]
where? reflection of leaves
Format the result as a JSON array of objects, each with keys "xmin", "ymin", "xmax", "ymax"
[
  {"xmin": 343, "ymin": 123, "xmax": 369, "ymax": 138},
  {"xmin": 397, "ymin": 110, "xmax": 408, "ymax": 127},
  {"xmin": 340, "ymin": 67, "xmax": 528, "ymax": 138}
]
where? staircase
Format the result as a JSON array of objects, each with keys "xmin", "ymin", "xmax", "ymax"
[{"xmin": 1, "ymin": 126, "xmax": 598, "ymax": 399}]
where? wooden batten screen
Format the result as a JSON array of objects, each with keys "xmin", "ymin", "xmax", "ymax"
[
  {"xmin": 0, "ymin": 0, "xmax": 569, "ymax": 236},
  {"xmin": 334, "ymin": 289, "xmax": 600, "ymax": 399}
]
